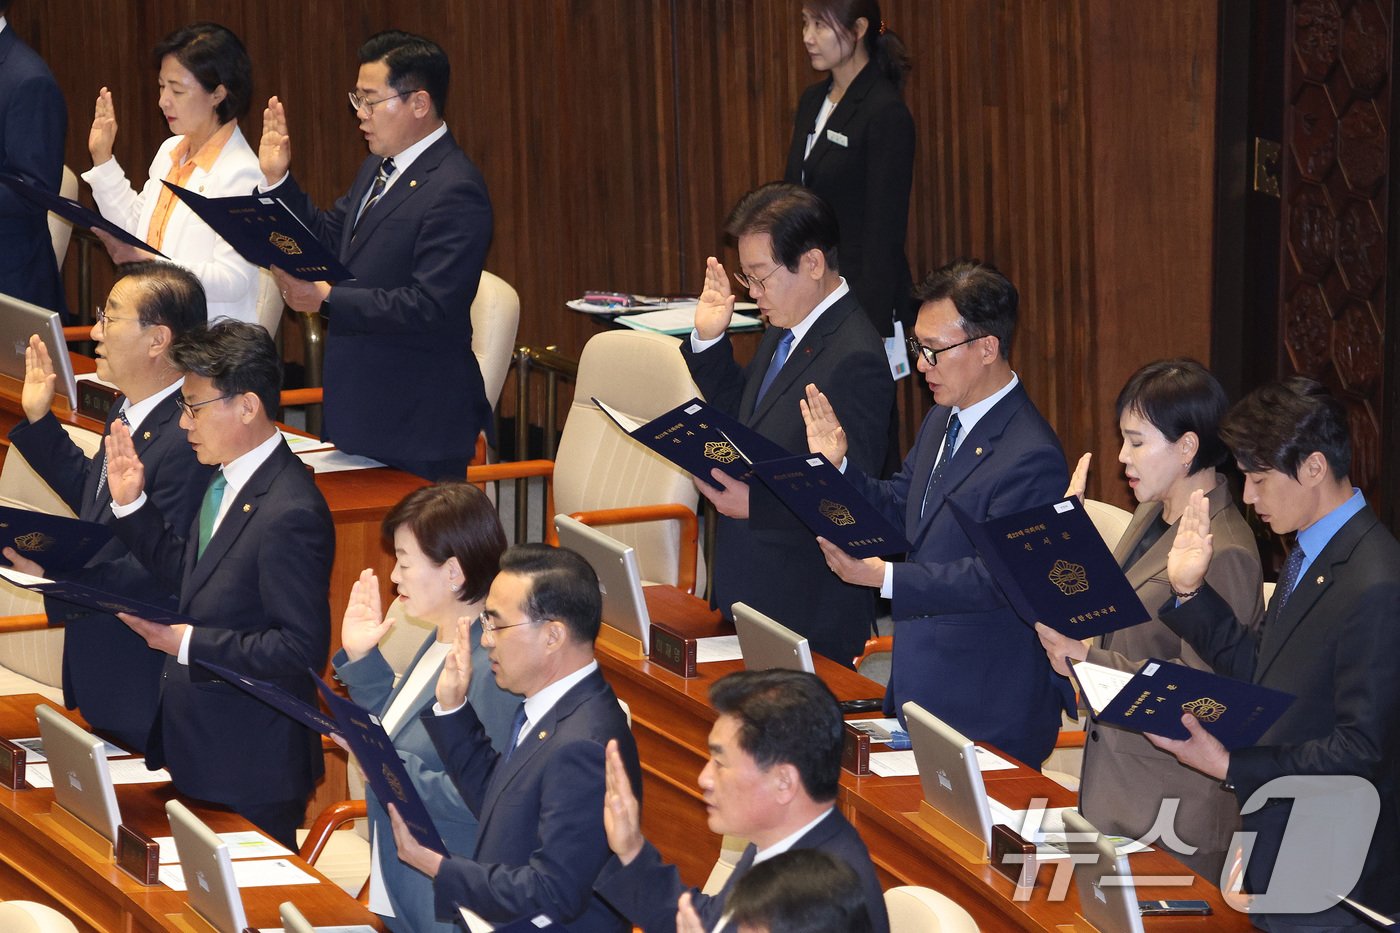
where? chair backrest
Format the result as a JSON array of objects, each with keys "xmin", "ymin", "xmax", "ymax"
[
  {"xmin": 700, "ymin": 835, "xmax": 750, "ymax": 896},
  {"xmin": 1083, "ymin": 498, "xmax": 1134, "ymax": 552},
  {"xmin": 553, "ymin": 330, "xmax": 705, "ymax": 591},
  {"xmin": 470, "ymin": 271, "xmax": 521, "ymax": 410},
  {"xmin": 883, "ymin": 886, "xmax": 980, "ymax": 933},
  {"xmin": 253, "ymin": 268, "xmax": 284, "ymax": 336},
  {"xmin": 0, "ymin": 900, "xmax": 81, "ymax": 933},
  {"xmin": 1262, "ymin": 580, "xmax": 1276, "ymax": 609},
  {"xmin": 0, "ymin": 423, "xmax": 103, "ymax": 518},
  {"xmin": 48, "ymin": 166, "xmax": 79, "ymax": 269}
]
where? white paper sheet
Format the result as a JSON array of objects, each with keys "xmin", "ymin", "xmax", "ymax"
[
  {"xmin": 160, "ymin": 857, "xmax": 317, "ymax": 891},
  {"xmin": 153, "ymin": 830, "xmax": 291, "ymax": 864},
  {"xmin": 26, "ymin": 758, "xmax": 169, "ymax": 788},
  {"xmin": 297, "ymin": 449, "xmax": 386, "ymax": 473},
  {"xmin": 695, "ymin": 635, "xmax": 743, "ymax": 664},
  {"xmin": 846, "ymin": 717, "xmax": 901, "ymax": 744},
  {"xmin": 1071, "ymin": 659, "xmax": 1135, "ymax": 714},
  {"xmin": 615, "ymin": 306, "xmax": 763, "ymax": 336},
  {"xmin": 10, "ymin": 735, "xmax": 127, "ymax": 763},
  {"xmin": 868, "ymin": 750, "xmax": 918, "ymax": 777}
]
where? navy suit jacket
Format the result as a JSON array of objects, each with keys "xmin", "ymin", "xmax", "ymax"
[
  {"xmin": 683, "ymin": 291, "xmax": 891, "ymax": 664},
  {"xmin": 423, "ymin": 667, "xmax": 641, "ymax": 932},
  {"xmin": 6, "ymin": 402, "xmax": 211, "ymax": 749},
  {"xmin": 333, "ymin": 623, "xmax": 518, "ymax": 933},
  {"xmin": 0, "ymin": 24, "xmax": 65, "ymax": 313},
  {"xmin": 847, "ymin": 383, "xmax": 1073, "ymax": 768},
  {"xmin": 276, "ymin": 131, "xmax": 493, "ymax": 465},
  {"xmin": 595, "ymin": 808, "xmax": 889, "ymax": 933},
  {"xmin": 111, "ymin": 440, "xmax": 334, "ymax": 811},
  {"xmin": 1162, "ymin": 505, "xmax": 1400, "ymax": 924},
  {"xmin": 784, "ymin": 64, "xmax": 913, "ymax": 336}
]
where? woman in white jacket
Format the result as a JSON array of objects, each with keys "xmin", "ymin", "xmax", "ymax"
[{"xmin": 83, "ymin": 22, "xmax": 264, "ymax": 328}]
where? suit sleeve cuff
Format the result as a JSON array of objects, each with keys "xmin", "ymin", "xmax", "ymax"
[
  {"xmin": 177, "ymin": 625, "xmax": 194, "ymax": 665},
  {"xmin": 881, "ymin": 561, "xmax": 894, "ymax": 599},
  {"xmin": 689, "ymin": 329, "xmax": 725, "ymax": 353},
  {"xmin": 110, "ymin": 491, "xmax": 148, "ymax": 518}
]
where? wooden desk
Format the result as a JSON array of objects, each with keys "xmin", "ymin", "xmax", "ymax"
[
  {"xmin": 600, "ymin": 587, "xmax": 1251, "ymax": 932},
  {"xmin": 0, "ymin": 694, "xmax": 381, "ymax": 932}
]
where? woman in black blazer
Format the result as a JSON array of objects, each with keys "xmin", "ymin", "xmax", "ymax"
[{"xmin": 784, "ymin": 0, "xmax": 914, "ymax": 338}]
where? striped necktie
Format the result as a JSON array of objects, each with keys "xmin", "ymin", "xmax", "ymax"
[
  {"xmin": 352, "ymin": 157, "xmax": 396, "ymax": 238},
  {"xmin": 919, "ymin": 412, "xmax": 962, "ymax": 516},
  {"xmin": 95, "ymin": 409, "xmax": 131, "ymax": 500}
]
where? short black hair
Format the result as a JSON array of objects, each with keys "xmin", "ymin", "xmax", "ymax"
[
  {"xmin": 498, "ymin": 544, "xmax": 601, "ymax": 645},
  {"xmin": 1115, "ymin": 358, "xmax": 1230, "ymax": 474},
  {"xmin": 153, "ymin": 22, "xmax": 252, "ymax": 123},
  {"xmin": 726, "ymin": 849, "xmax": 873, "ymax": 933},
  {"xmin": 725, "ymin": 183, "xmax": 840, "ymax": 273},
  {"xmin": 359, "ymin": 30, "xmax": 450, "ymax": 118},
  {"xmin": 382, "ymin": 484, "xmax": 506, "ymax": 604},
  {"xmin": 1220, "ymin": 376, "xmax": 1352, "ymax": 481},
  {"xmin": 708, "ymin": 669, "xmax": 843, "ymax": 802},
  {"xmin": 169, "ymin": 321, "xmax": 282, "ymax": 418},
  {"xmin": 114, "ymin": 261, "xmax": 207, "ymax": 336},
  {"xmin": 914, "ymin": 258, "xmax": 1018, "ymax": 358}
]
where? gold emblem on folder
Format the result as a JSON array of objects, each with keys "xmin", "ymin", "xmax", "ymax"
[
  {"xmin": 819, "ymin": 499, "xmax": 856, "ymax": 527},
  {"xmin": 383, "ymin": 764, "xmax": 406, "ymax": 800},
  {"xmin": 269, "ymin": 231, "xmax": 304, "ymax": 256},
  {"xmin": 1181, "ymin": 696, "xmax": 1227, "ymax": 723},
  {"xmin": 1048, "ymin": 559, "xmax": 1089, "ymax": 596},
  {"xmin": 703, "ymin": 441, "xmax": 739, "ymax": 464},
  {"xmin": 13, "ymin": 532, "xmax": 55, "ymax": 552}
]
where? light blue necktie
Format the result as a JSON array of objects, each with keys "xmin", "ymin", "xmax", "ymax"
[
  {"xmin": 196, "ymin": 473, "xmax": 228, "ymax": 559},
  {"xmin": 755, "ymin": 329, "xmax": 795, "ymax": 403},
  {"xmin": 502, "ymin": 702, "xmax": 528, "ymax": 762}
]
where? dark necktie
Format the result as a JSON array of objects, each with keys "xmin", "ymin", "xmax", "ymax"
[
  {"xmin": 195, "ymin": 473, "xmax": 228, "ymax": 559},
  {"xmin": 352, "ymin": 157, "xmax": 396, "ymax": 238},
  {"xmin": 920, "ymin": 412, "xmax": 962, "ymax": 516},
  {"xmin": 502, "ymin": 702, "xmax": 528, "ymax": 762},
  {"xmin": 755, "ymin": 330, "xmax": 795, "ymax": 404},
  {"xmin": 95, "ymin": 409, "xmax": 131, "ymax": 500},
  {"xmin": 1273, "ymin": 541, "xmax": 1306, "ymax": 614}
]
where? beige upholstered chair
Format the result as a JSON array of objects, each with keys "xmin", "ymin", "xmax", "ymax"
[
  {"xmin": 1083, "ymin": 498, "xmax": 1134, "ymax": 552},
  {"xmin": 470, "ymin": 329, "xmax": 706, "ymax": 593},
  {"xmin": 471, "ymin": 271, "xmax": 521, "ymax": 411},
  {"xmin": 0, "ymin": 901, "xmax": 81, "ymax": 933},
  {"xmin": 700, "ymin": 834, "xmax": 750, "ymax": 895},
  {"xmin": 253, "ymin": 269, "xmax": 284, "ymax": 336},
  {"xmin": 884, "ymin": 886, "xmax": 980, "ymax": 932},
  {"xmin": 47, "ymin": 166, "xmax": 79, "ymax": 270}
]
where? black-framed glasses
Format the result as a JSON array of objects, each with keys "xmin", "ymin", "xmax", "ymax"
[
  {"xmin": 906, "ymin": 334, "xmax": 983, "ymax": 367},
  {"xmin": 176, "ymin": 394, "xmax": 234, "ymax": 418},
  {"xmin": 94, "ymin": 306, "xmax": 143, "ymax": 327},
  {"xmin": 347, "ymin": 89, "xmax": 415, "ymax": 115},
  {"xmin": 732, "ymin": 266, "xmax": 784, "ymax": 295},
  {"xmin": 477, "ymin": 612, "xmax": 548, "ymax": 635}
]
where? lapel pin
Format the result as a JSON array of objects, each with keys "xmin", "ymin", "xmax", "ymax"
[
  {"xmin": 537, "ymin": 730, "xmax": 547, "ymax": 740},
  {"xmin": 975, "ymin": 447, "xmax": 984, "ymax": 455},
  {"xmin": 1315, "ymin": 575, "xmax": 1324, "ymax": 585},
  {"xmin": 143, "ymin": 431, "xmax": 152, "ymax": 440},
  {"xmin": 409, "ymin": 179, "xmax": 418, "ymax": 188},
  {"xmin": 242, "ymin": 504, "xmax": 251, "ymax": 513}
]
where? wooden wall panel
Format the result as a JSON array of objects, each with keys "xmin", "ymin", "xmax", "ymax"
[{"xmin": 16, "ymin": 1, "xmax": 1220, "ymax": 507}]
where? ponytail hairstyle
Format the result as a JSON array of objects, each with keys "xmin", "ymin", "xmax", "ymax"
[{"xmin": 804, "ymin": 0, "xmax": 911, "ymax": 91}]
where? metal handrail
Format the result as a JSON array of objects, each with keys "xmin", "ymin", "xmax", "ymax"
[{"xmin": 504, "ymin": 345, "xmax": 577, "ymax": 541}]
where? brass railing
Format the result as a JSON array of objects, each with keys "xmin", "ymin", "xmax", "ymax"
[{"xmin": 502, "ymin": 344, "xmax": 577, "ymax": 542}]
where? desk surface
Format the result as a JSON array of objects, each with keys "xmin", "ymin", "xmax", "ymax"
[
  {"xmin": 602, "ymin": 586, "xmax": 1252, "ymax": 932},
  {"xmin": 0, "ymin": 694, "xmax": 382, "ymax": 932}
]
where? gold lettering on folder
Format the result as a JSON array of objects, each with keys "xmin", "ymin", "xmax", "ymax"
[{"xmin": 1048, "ymin": 559, "xmax": 1089, "ymax": 596}]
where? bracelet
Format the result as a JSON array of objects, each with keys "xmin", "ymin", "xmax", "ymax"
[{"xmin": 1171, "ymin": 584, "xmax": 1203, "ymax": 600}]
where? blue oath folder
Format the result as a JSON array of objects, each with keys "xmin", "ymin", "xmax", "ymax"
[
  {"xmin": 196, "ymin": 661, "xmax": 448, "ymax": 855},
  {"xmin": 595, "ymin": 396, "xmax": 910, "ymax": 558},
  {"xmin": 0, "ymin": 567, "xmax": 195, "ymax": 626},
  {"xmin": 0, "ymin": 505, "xmax": 113, "ymax": 574},
  {"xmin": 0, "ymin": 173, "xmax": 167, "ymax": 257}
]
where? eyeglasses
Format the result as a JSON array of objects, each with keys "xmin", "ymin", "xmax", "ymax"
[
  {"xmin": 477, "ymin": 612, "xmax": 548, "ymax": 635},
  {"xmin": 94, "ymin": 306, "xmax": 144, "ymax": 327},
  {"xmin": 176, "ymin": 394, "xmax": 234, "ymax": 418},
  {"xmin": 347, "ymin": 89, "xmax": 414, "ymax": 115},
  {"xmin": 732, "ymin": 266, "xmax": 784, "ymax": 295},
  {"xmin": 906, "ymin": 334, "xmax": 983, "ymax": 367}
]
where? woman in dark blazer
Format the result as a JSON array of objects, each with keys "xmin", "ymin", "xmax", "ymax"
[
  {"xmin": 784, "ymin": 0, "xmax": 913, "ymax": 338},
  {"xmin": 332, "ymin": 483, "xmax": 518, "ymax": 933},
  {"xmin": 1037, "ymin": 359, "xmax": 1264, "ymax": 879}
]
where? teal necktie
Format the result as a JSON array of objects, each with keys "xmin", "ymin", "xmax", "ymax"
[{"xmin": 196, "ymin": 473, "xmax": 228, "ymax": 559}]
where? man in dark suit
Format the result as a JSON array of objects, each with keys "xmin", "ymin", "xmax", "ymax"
[
  {"xmin": 0, "ymin": 1, "xmax": 66, "ymax": 313},
  {"xmin": 105, "ymin": 321, "xmax": 334, "ymax": 848},
  {"xmin": 595, "ymin": 669, "xmax": 889, "ymax": 933},
  {"xmin": 390, "ymin": 544, "xmax": 641, "ymax": 932},
  {"xmin": 8, "ymin": 262, "xmax": 212, "ymax": 751},
  {"xmin": 685, "ymin": 183, "xmax": 891, "ymax": 665},
  {"xmin": 1151, "ymin": 378, "xmax": 1400, "ymax": 932},
  {"xmin": 260, "ymin": 30, "xmax": 492, "ymax": 481},
  {"xmin": 803, "ymin": 259, "xmax": 1072, "ymax": 769}
]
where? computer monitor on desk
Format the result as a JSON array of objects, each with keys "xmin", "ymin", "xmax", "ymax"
[
  {"xmin": 555, "ymin": 515, "xmax": 651, "ymax": 653},
  {"xmin": 904, "ymin": 701, "xmax": 995, "ymax": 861},
  {"xmin": 0, "ymin": 291, "xmax": 79, "ymax": 407},
  {"xmin": 166, "ymin": 799, "xmax": 248, "ymax": 933},
  {"xmin": 1061, "ymin": 809, "xmax": 1145, "ymax": 933},
  {"xmin": 35, "ymin": 703, "xmax": 122, "ymax": 854},
  {"xmin": 733, "ymin": 602, "xmax": 814, "ymax": 673}
]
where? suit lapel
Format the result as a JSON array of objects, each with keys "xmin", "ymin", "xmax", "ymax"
[
  {"xmin": 800, "ymin": 65, "xmax": 876, "ymax": 178},
  {"xmin": 343, "ymin": 133, "xmax": 453, "ymax": 263},
  {"xmin": 383, "ymin": 634, "xmax": 442, "ymax": 741},
  {"xmin": 182, "ymin": 443, "xmax": 290, "ymax": 600},
  {"xmin": 748, "ymin": 295, "xmax": 856, "ymax": 426}
]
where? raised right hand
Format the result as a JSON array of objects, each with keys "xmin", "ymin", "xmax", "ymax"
[
  {"xmin": 602, "ymin": 738, "xmax": 645, "ymax": 864},
  {"xmin": 103, "ymin": 420, "xmax": 145, "ymax": 507},
  {"xmin": 801, "ymin": 382, "xmax": 848, "ymax": 466},
  {"xmin": 435, "ymin": 615, "xmax": 473, "ymax": 710},
  {"xmin": 89, "ymin": 87, "xmax": 117, "ymax": 166},
  {"xmin": 259, "ymin": 96, "xmax": 292, "ymax": 185},
  {"xmin": 1065, "ymin": 452, "xmax": 1091, "ymax": 502},
  {"xmin": 693, "ymin": 256, "xmax": 736, "ymax": 341},
  {"xmin": 1166, "ymin": 489, "xmax": 1213, "ymax": 597},
  {"xmin": 340, "ymin": 568, "xmax": 392, "ymax": 662},
  {"xmin": 676, "ymin": 893, "xmax": 707, "ymax": 933},
  {"xmin": 21, "ymin": 335, "xmax": 57, "ymax": 424}
]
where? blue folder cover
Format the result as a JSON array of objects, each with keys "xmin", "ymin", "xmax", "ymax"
[
  {"xmin": 195, "ymin": 660, "xmax": 341, "ymax": 736},
  {"xmin": 949, "ymin": 496, "xmax": 1149, "ymax": 637},
  {"xmin": 595, "ymin": 396, "xmax": 791, "ymax": 482},
  {"xmin": 0, "ymin": 173, "xmax": 168, "ymax": 257},
  {"xmin": 0, "ymin": 505, "xmax": 113, "ymax": 573},
  {"xmin": 161, "ymin": 182, "xmax": 354, "ymax": 282},
  {"xmin": 1088, "ymin": 657, "xmax": 1295, "ymax": 749},
  {"xmin": 0, "ymin": 568, "xmax": 195, "ymax": 626},
  {"xmin": 748, "ymin": 454, "xmax": 911, "ymax": 558},
  {"xmin": 313, "ymin": 678, "xmax": 449, "ymax": 855}
]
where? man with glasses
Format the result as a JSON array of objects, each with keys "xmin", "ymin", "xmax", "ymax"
[
  {"xmin": 8, "ymin": 261, "xmax": 212, "ymax": 750},
  {"xmin": 257, "ymin": 30, "xmax": 492, "ymax": 481},
  {"xmin": 389, "ymin": 544, "xmax": 642, "ymax": 932},
  {"xmin": 102, "ymin": 320, "xmax": 334, "ymax": 848},
  {"xmin": 683, "ymin": 182, "xmax": 891, "ymax": 666},
  {"xmin": 802, "ymin": 259, "xmax": 1073, "ymax": 769}
]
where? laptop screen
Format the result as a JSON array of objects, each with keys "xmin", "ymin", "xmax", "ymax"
[{"xmin": 0, "ymin": 291, "xmax": 79, "ymax": 406}]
